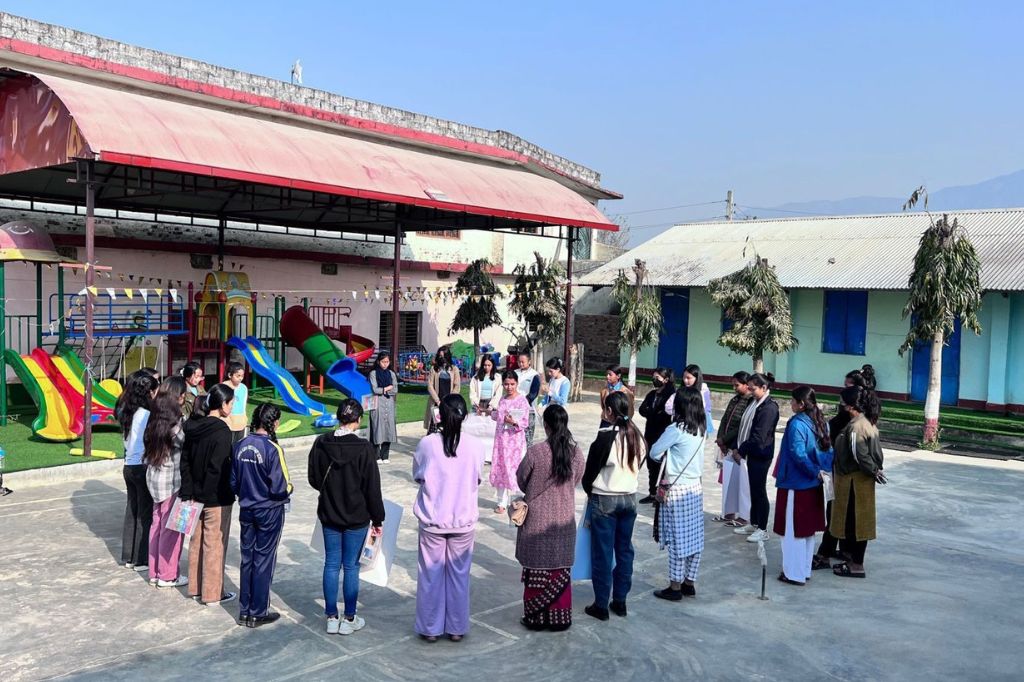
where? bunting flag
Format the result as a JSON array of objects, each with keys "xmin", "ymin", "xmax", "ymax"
[
  {"xmin": 155, "ymin": 288, "xmax": 164, "ymax": 297},
  {"xmin": 140, "ymin": 288, "xmax": 149, "ymax": 302},
  {"xmin": 77, "ymin": 287, "xmax": 87, "ymax": 296},
  {"xmin": 124, "ymin": 288, "xmax": 134, "ymax": 300},
  {"xmin": 106, "ymin": 287, "xmax": 117, "ymax": 300},
  {"xmin": 169, "ymin": 289, "xmax": 179, "ymax": 303},
  {"xmin": 87, "ymin": 286, "xmax": 98, "ymax": 295}
]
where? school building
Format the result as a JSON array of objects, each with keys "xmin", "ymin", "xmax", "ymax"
[{"xmin": 579, "ymin": 209, "xmax": 1024, "ymax": 413}]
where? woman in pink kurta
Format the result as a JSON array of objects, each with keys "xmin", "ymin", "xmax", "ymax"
[{"xmin": 489, "ymin": 370, "xmax": 531, "ymax": 514}]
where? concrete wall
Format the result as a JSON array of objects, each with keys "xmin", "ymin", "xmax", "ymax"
[{"xmin": 1006, "ymin": 293, "xmax": 1024, "ymax": 406}]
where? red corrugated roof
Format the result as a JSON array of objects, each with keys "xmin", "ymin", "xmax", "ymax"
[{"xmin": 18, "ymin": 71, "xmax": 616, "ymax": 231}]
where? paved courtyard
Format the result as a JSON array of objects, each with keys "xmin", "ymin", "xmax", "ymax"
[{"xmin": 1, "ymin": 395, "xmax": 1022, "ymax": 681}]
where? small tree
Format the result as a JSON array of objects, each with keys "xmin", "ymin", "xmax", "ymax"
[
  {"xmin": 900, "ymin": 187, "xmax": 983, "ymax": 447},
  {"xmin": 707, "ymin": 253, "xmax": 798, "ymax": 372},
  {"xmin": 508, "ymin": 252, "xmax": 565, "ymax": 369},
  {"xmin": 611, "ymin": 259, "xmax": 662, "ymax": 389},
  {"xmin": 449, "ymin": 258, "xmax": 503, "ymax": 367}
]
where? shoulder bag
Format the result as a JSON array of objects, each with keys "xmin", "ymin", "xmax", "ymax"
[{"xmin": 655, "ymin": 432, "xmax": 706, "ymax": 504}]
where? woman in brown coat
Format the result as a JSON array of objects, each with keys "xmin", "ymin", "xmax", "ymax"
[
  {"xmin": 423, "ymin": 346, "xmax": 462, "ymax": 431},
  {"xmin": 830, "ymin": 385, "xmax": 886, "ymax": 579},
  {"xmin": 515, "ymin": 404, "xmax": 584, "ymax": 631}
]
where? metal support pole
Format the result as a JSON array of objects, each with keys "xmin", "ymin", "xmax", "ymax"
[
  {"xmin": 217, "ymin": 216, "xmax": 226, "ymax": 272},
  {"xmin": 1, "ymin": 260, "xmax": 7, "ymax": 426},
  {"xmin": 83, "ymin": 161, "xmax": 96, "ymax": 456},
  {"xmin": 57, "ymin": 265, "xmax": 65, "ymax": 347},
  {"xmin": 391, "ymin": 218, "xmax": 402, "ymax": 363},
  {"xmin": 563, "ymin": 226, "xmax": 575, "ymax": 364},
  {"xmin": 35, "ymin": 263, "xmax": 43, "ymax": 349}
]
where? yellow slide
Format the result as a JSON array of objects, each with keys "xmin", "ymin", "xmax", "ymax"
[
  {"xmin": 21, "ymin": 354, "xmax": 78, "ymax": 441},
  {"xmin": 52, "ymin": 355, "xmax": 113, "ymax": 410}
]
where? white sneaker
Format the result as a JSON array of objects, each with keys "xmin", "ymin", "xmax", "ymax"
[
  {"xmin": 204, "ymin": 591, "xmax": 237, "ymax": 606},
  {"xmin": 157, "ymin": 576, "xmax": 189, "ymax": 588},
  {"xmin": 746, "ymin": 529, "xmax": 769, "ymax": 543},
  {"xmin": 732, "ymin": 524, "xmax": 756, "ymax": 535},
  {"xmin": 133, "ymin": 564, "xmax": 149, "ymax": 572},
  {"xmin": 337, "ymin": 615, "xmax": 366, "ymax": 635},
  {"xmin": 326, "ymin": 617, "xmax": 340, "ymax": 635},
  {"xmin": 148, "ymin": 578, "xmax": 158, "ymax": 586}
]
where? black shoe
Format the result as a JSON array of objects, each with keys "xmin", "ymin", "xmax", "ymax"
[
  {"xmin": 584, "ymin": 604, "xmax": 610, "ymax": 621},
  {"xmin": 681, "ymin": 583, "xmax": 696, "ymax": 598},
  {"xmin": 638, "ymin": 495, "xmax": 656, "ymax": 504},
  {"xmin": 547, "ymin": 623, "xmax": 571, "ymax": 632},
  {"xmin": 248, "ymin": 612, "xmax": 281, "ymax": 628},
  {"xmin": 653, "ymin": 587, "xmax": 683, "ymax": 601},
  {"xmin": 519, "ymin": 617, "xmax": 548, "ymax": 631},
  {"xmin": 237, "ymin": 615, "xmax": 252, "ymax": 626},
  {"xmin": 609, "ymin": 600, "xmax": 627, "ymax": 617}
]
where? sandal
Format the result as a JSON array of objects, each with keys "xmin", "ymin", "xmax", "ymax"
[
  {"xmin": 724, "ymin": 519, "xmax": 746, "ymax": 527},
  {"xmin": 832, "ymin": 562, "xmax": 866, "ymax": 579},
  {"xmin": 711, "ymin": 515, "xmax": 732, "ymax": 523},
  {"xmin": 811, "ymin": 555, "xmax": 832, "ymax": 571},
  {"xmin": 777, "ymin": 572, "xmax": 805, "ymax": 586}
]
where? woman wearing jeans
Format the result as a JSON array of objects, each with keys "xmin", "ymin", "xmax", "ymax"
[
  {"xmin": 116, "ymin": 370, "xmax": 159, "ymax": 571},
  {"xmin": 308, "ymin": 399, "xmax": 384, "ymax": 635},
  {"xmin": 581, "ymin": 392, "xmax": 646, "ymax": 621}
]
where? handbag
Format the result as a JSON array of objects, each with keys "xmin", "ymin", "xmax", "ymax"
[
  {"xmin": 508, "ymin": 497, "xmax": 528, "ymax": 526},
  {"xmin": 655, "ymin": 433, "xmax": 705, "ymax": 504}
]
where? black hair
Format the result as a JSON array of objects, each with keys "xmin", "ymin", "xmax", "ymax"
[
  {"xmin": 191, "ymin": 394, "xmax": 212, "ymax": 418},
  {"xmin": 683, "ymin": 364, "xmax": 705, "ymax": 390},
  {"xmin": 179, "ymin": 361, "xmax": 202, "ymax": 381},
  {"xmin": 671, "ymin": 387, "xmax": 707, "ymax": 437},
  {"xmin": 140, "ymin": 367, "xmax": 160, "ymax": 380},
  {"xmin": 251, "ymin": 403, "xmax": 282, "ymax": 443},
  {"xmin": 840, "ymin": 385, "xmax": 881, "ymax": 425},
  {"xmin": 115, "ymin": 370, "xmax": 158, "ymax": 433},
  {"xmin": 226, "ymin": 361, "xmax": 244, "ymax": 377},
  {"xmin": 372, "ymin": 353, "xmax": 392, "ymax": 372},
  {"xmin": 336, "ymin": 398, "xmax": 364, "ymax": 425},
  {"xmin": 433, "ymin": 345, "xmax": 453, "ymax": 371},
  {"xmin": 748, "ymin": 372, "xmax": 775, "ymax": 390},
  {"xmin": 652, "ymin": 366, "xmax": 675, "ymax": 386},
  {"xmin": 476, "ymin": 355, "xmax": 498, "ymax": 381},
  {"xmin": 791, "ymin": 385, "xmax": 831, "ymax": 450},
  {"xmin": 605, "ymin": 365, "xmax": 624, "ymax": 378},
  {"xmin": 144, "ymin": 386, "xmax": 184, "ymax": 468},
  {"xmin": 438, "ymin": 393, "xmax": 469, "ymax": 457},
  {"xmin": 604, "ymin": 392, "xmax": 645, "ymax": 472},
  {"xmin": 500, "ymin": 368, "xmax": 518, "ymax": 385},
  {"xmin": 545, "ymin": 357, "xmax": 565, "ymax": 377},
  {"xmin": 200, "ymin": 382, "xmax": 233, "ymax": 413},
  {"xmin": 732, "ymin": 370, "xmax": 751, "ymax": 384},
  {"xmin": 543, "ymin": 404, "xmax": 577, "ymax": 485}
]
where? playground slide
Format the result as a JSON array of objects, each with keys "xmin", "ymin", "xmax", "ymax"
[
  {"xmin": 31, "ymin": 349, "xmax": 116, "ymax": 426},
  {"xmin": 3, "ymin": 349, "xmax": 79, "ymax": 441},
  {"xmin": 225, "ymin": 336, "xmax": 328, "ymax": 417},
  {"xmin": 55, "ymin": 347, "xmax": 122, "ymax": 409},
  {"xmin": 279, "ymin": 306, "xmax": 373, "ymax": 406},
  {"xmin": 52, "ymin": 354, "xmax": 120, "ymax": 414}
]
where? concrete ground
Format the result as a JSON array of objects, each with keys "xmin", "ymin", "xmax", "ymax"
[{"xmin": 1, "ymin": 394, "xmax": 1022, "ymax": 681}]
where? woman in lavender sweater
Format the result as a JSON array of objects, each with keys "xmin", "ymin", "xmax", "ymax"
[{"xmin": 413, "ymin": 394, "xmax": 483, "ymax": 643}]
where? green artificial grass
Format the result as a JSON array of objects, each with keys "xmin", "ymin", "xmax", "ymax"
[{"xmin": 0, "ymin": 385, "xmax": 467, "ymax": 473}]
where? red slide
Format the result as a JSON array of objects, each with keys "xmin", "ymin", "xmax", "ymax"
[{"xmin": 30, "ymin": 348, "xmax": 116, "ymax": 429}]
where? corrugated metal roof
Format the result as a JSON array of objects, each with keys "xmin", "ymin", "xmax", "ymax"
[{"xmin": 581, "ymin": 208, "xmax": 1024, "ymax": 291}]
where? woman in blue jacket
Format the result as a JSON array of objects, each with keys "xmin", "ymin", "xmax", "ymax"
[
  {"xmin": 231, "ymin": 403, "xmax": 293, "ymax": 627},
  {"xmin": 773, "ymin": 386, "xmax": 831, "ymax": 585}
]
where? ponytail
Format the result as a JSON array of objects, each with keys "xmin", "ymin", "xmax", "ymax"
[
  {"xmin": 543, "ymin": 404, "xmax": 577, "ymax": 484},
  {"xmin": 438, "ymin": 394, "xmax": 468, "ymax": 457},
  {"xmin": 250, "ymin": 403, "xmax": 281, "ymax": 443},
  {"xmin": 791, "ymin": 385, "xmax": 831, "ymax": 450},
  {"xmin": 748, "ymin": 372, "xmax": 775, "ymax": 390},
  {"xmin": 605, "ymin": 392, "xmax": 645, "ymax": 472},
  {"xmin": 839, "ymin": 385, "xmax": 881, "ymax": 426}
]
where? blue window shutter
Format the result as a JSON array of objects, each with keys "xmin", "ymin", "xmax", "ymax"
[
  {"xmin": 721, "ymin": 310, "xmax": 735, "ymax": 334},
  {"xmin": 822, "ymin": 291, "xmax": 848, "ymax": 353},
  {"xmin": 845, "ymin": 291, "xmax": 868, "ymax": 355}
]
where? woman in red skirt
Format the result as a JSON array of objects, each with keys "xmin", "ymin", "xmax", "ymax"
[{"xmin": 773, "ymin": 386, "xmax": 832, "ymax": 585}]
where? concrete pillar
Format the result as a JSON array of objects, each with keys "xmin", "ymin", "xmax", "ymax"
[{"xmin": 985, "ymin": 293, "xmax": 1011, "ymax": 408}]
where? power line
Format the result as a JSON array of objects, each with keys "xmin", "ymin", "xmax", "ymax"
[
  {"xmin": 611, "ymin": 200, "xmax": 725, "ymax": 216},
  {"xmin": 735, "ymin": 204, "xmax": 832, "ymax": 216},
  {"xmin": 629, "ymin": 215, "xmax": 728, "ymax": 230}
]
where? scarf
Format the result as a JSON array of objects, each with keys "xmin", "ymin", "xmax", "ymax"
[
  {"xmin": 374, "ymin": 367, "xmax": 394, "ymax": 391},
  {"xmin": 607, "ymin": 380, "xmax": 624, "ymax": 392},
  {"xmin": 738, "ymin": 390, "xmax": 770, "ymax": 446}
]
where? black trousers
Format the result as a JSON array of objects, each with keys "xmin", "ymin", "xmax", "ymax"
[
  {"xmin": 376, "ymin": 442, "xmax": 391, "ymax": 461},
  {"xmin": 645, "ymin": 455, "xmax": 661, "ymax": 497},
  {"xmin": 121, "ymin": 464, "xmax": 153, "ymax": 565},
  {"xmin": 746, "ymin": 457, "xmax": 771, "ymax": 531},
  {"xmin": 239, "ymin": 505, "xmax": 285, "ymax": 617},
  {"xmin": 816, "ymin": 500, "xmax": 851, "ymax": 559},
  {"xmin": 842, "ymin": 485, "xmax": 868, "ymax": 564}
]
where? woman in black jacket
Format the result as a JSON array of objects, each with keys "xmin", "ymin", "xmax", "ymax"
[
  {"xmin": 637, "ymin": 367, "xmax": 675, "ymax": 504},
  {"xmin": 733, "ymin": 373, "xmax": 779, "ymax": 543},
  {"xmin": 309, "ymin": 399, "xmax": 385, "ymax": 636},
  {"xmin": 180, "ymin": 383, "xmax": 236, "ymax": 605}
]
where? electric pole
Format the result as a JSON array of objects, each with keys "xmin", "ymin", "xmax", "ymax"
[{"xmin": 726, "ymin": 190, "xmax": 734, "ymax": 221}]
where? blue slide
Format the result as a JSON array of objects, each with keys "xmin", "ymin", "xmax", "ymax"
[
  {"xmin": 225, "ymin": 336, "xmax": 328, "ymax": 417},
  {"xmin": 324, "ymin": 356, "xmax": 374, "ymax": 410}
]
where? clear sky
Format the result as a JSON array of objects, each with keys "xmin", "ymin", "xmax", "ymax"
[{"xmin": 4, "ymin": 1, "xmax": 1022, "ymax": 242}]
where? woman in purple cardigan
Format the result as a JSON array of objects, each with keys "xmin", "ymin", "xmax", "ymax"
[
  {"xmin": 413, "ymin": 393, "xmax": 483, "ymax": 643},
  {"xmin": 515, "ymin": 405, "xmax": 585, "ymax": 631}
]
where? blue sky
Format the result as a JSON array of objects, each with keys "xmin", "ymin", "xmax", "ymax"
[{"xmin": 5, "ymin": 1, "xmax": 1022, "ymax": 242}]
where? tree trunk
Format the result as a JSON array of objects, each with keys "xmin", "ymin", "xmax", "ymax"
[
  {"xmin": 922, "ymin": 331, "xmax": 944, "ymax": 446},
  {"xmin": 472, "ymin": 327, "xmax": 480, "ymax": 371},
  {"xmin": 627, "ymin": 349, "xmax": 638, "ymax": 390},
  {"xmin": 753, "ymin": 353, "xmax": 764, "ymax": 374}
]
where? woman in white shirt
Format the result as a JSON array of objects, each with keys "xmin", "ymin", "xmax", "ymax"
[
  {"xmin": 470, "ymin": 356, "xmax": 502, "ymax": 414},
  {"xmin": 649, "ymin": 387, "xmax": 707, "ymax": 600}
]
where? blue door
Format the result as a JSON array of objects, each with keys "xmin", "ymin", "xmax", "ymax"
[
  {"xmin": 657, "ymin": 288, "xmax": 689, "ymax": 377},
  {"xmin": 910, "ymin": 319, "xmax": 961, "ymax": 405}
]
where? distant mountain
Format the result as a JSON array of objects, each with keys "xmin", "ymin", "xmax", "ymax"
[{"xmin": 762, "ymin": 169, "xmax": 1024, "ymax": 218}]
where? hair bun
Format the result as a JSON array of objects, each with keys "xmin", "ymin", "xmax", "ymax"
[{"xmin": 765, "ymin": 372, "xmax": 776, "ymax": 385}]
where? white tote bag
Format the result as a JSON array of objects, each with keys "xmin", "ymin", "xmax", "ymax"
[{"xmin": 310, "ymin": 499, "xmax": 403, "ymax": 587}]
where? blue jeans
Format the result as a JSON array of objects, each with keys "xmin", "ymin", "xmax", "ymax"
[
  {"xmin": 323, "ymin": 524, "xmax": 368, "ymax": 618},
  {"xmin": 588, "ymin": 494, "xmax": 637, "ymax": 609}
]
